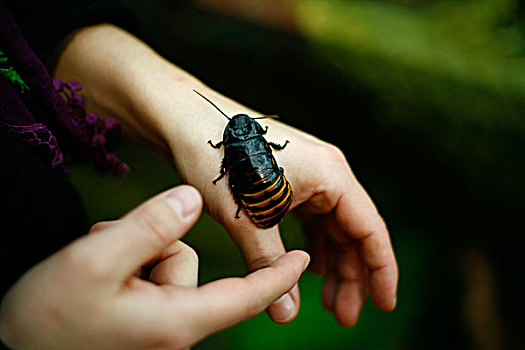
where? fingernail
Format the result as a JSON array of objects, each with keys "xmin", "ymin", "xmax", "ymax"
[
  {"xmin": 302, "ymin": 256, "xmax": 310, "ymax": 273},
  {"xmin": 166, "ymin": 186, "xmax": 201, "ymax": 219},
  {"xmin": 270, "ymin": 292, "xmax": 296, "ymax": 323},
  {"xmin": 392, "ymin": 296, "xmax": 397, "ymax": 309}
]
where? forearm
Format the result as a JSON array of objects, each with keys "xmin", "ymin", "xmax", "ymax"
[
  {"xmin": 53, "ymin": 25, "xmax": 175, "ymax": 154},
  {"xmin": 55, "ymin": 25, "xmax": 214, "ymax": 156}
]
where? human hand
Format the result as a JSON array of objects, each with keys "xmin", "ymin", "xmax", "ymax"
[
  {"xmin": 53, "ymin": 24, "xmax": 397, "ymax": 328},
  {"xmin": 0, "ymin": 185, "xmax": 310, "ymax": 350},
  {"xmin": 166, "ymin": 93, "xmax": 398, "ymax": 327}
]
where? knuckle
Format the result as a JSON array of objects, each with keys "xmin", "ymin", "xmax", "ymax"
[
  {"xmin": 88, "ymin": 222, "xmax": 105, "ymax": 232},
  {"xmin": 367, "ymin": 216, "xmax": 389, "ymax": 239},
  {"xmin": 248, "ymin": 255, "xmax": 279, "ymax": 272},
  {"xmin": 315, "ymin": 143, "xmax": 351, "ymax": 188},
  {"xmin": 375, "ymin": 216, "xmax": 388, "ymax": 232},
  {"xmin": 323, "ymin": 143, "xmax": 347, "ymax": 164},
  {"xmin": 359, "ymin": 221, "xmax": 387, "ymax": 243},
  {"xmin": 88, "ymin": 220, "xmax": 115, "ymax": 233}
]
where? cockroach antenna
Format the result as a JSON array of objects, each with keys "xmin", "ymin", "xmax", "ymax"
[
  {"xmin": 193, "ymin": 89, "xmax": 231, "ymax": 120},
  {"xmin": 252, "ymin": 115, "xmax": 280, "ymax": 120}
]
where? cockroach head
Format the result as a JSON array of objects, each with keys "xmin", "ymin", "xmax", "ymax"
[{"xmin": 224, "ymin": 114, "xmax": 265, "ymax": 142}]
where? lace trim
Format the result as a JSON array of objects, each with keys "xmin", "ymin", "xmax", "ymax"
[
  {"xmin": 53, "ymin": 79, "xmax": 130, "ymax": 176},
  {"xmin": 0, "ymin": 120, "xmax": 67, "ymax": 172}
]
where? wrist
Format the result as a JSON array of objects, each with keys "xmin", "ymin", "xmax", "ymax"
[
  {"xmin": 143, "ymin": 81, "xmax": 268, "ymax": 179},
  {"xmin": 53, "ymin": 23, "xmax": 264, "ymax": 171}
]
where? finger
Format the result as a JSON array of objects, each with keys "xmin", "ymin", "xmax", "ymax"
[
  {"xmin": 71, "ymin": 185, "xmax": 202, "ymax": 283},
  {"xmin": 334, "ymin": 182, "xmax": 398, "ymax": 311},
  {"xmin": 322, "ymin": 215, "xmax": 368, "ymax": 325},
  {"xmin": 226, "ymin": 222, "xmax": 300, "ymax": 323},
  {"xmin": 322, "ymin": 273, "xmax": 337, "ymax": 313},
  {"xmin": 303, "ymin": 220, "xmax": 325, "ymax": 276},
  {"xmin": 187, "ymin": 250, "xmax": 309, "ymax": 338},
  {"xmin": 88, "ymin": 220, "xmax": 118, "ymax": 234},
  {"xmin": 149, "ymin": 241, "xmax": 199, "ymax": 287},
  {"xmin": 321, "ymin": 238, "xmax": 337, "ymax": 312},
  {"xmin": 333, "ymin": 244, "xmax": 367, "ymax": 327}
]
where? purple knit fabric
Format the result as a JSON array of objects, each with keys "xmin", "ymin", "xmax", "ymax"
[{"xmin": 0, "ymin": 4, "xmax": 129, "ymax": 176}]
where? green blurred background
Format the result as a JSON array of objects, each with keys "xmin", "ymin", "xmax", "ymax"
[{"xmin": 69, "ymin": 0, "xmax": 524, "ymax": 349}]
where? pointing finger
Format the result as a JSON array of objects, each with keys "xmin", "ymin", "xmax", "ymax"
[{"xmin": 149, "ymin": 241, "xmax": 199, "ymax": 287}]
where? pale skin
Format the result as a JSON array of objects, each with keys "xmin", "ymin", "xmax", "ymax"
[
  {"xmin": 55, "ymin": 24, "xmax": 397, "ymax": 324},
  {"xmin": 1, "ymin": 22, "xmax": 397, "ymax": 345},
  {"xmin": 0, "ymin": 185, "xmax": 310, "ymax": 349}
]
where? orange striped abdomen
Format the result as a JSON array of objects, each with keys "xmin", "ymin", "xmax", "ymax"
[{"xmin": 237, "ymin": 171, "xmax": 293, "ymax": 229}]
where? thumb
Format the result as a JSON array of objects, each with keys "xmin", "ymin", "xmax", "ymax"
[
  {"xmin": 187, "ymin": 250, "xmax": 310, "ymax": 340},
  {"xmin": 77, "ymin": 185, "xmax": 202, "ymax": 283}
]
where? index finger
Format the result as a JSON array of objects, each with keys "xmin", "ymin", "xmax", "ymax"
[{"xmin": 335, "ymin": 179, "xmax": 398, "ymax": 311}]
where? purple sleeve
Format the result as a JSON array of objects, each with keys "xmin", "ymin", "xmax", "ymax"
[{"xmin": 1, "ymin": 0, "xmax": 144, "ymax": 67}]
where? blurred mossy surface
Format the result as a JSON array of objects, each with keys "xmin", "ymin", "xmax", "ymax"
[{"xmin": 296, "ymin": 0, "xmax": 524, "ymax": 205}]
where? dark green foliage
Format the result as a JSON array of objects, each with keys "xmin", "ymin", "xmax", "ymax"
[{"xmin": 69, "ymin": 0, "xmax": 524, "ymax": 348}]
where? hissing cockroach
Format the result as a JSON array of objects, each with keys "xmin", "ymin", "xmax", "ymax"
[{"xmin": 194, "ymin": 90, "xmax": 293, "ymax": 229}]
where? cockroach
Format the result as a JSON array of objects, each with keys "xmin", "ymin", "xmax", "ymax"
[{"xmin": 194, "ymin": 90, "xmax": 292, "ymax": 229}]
